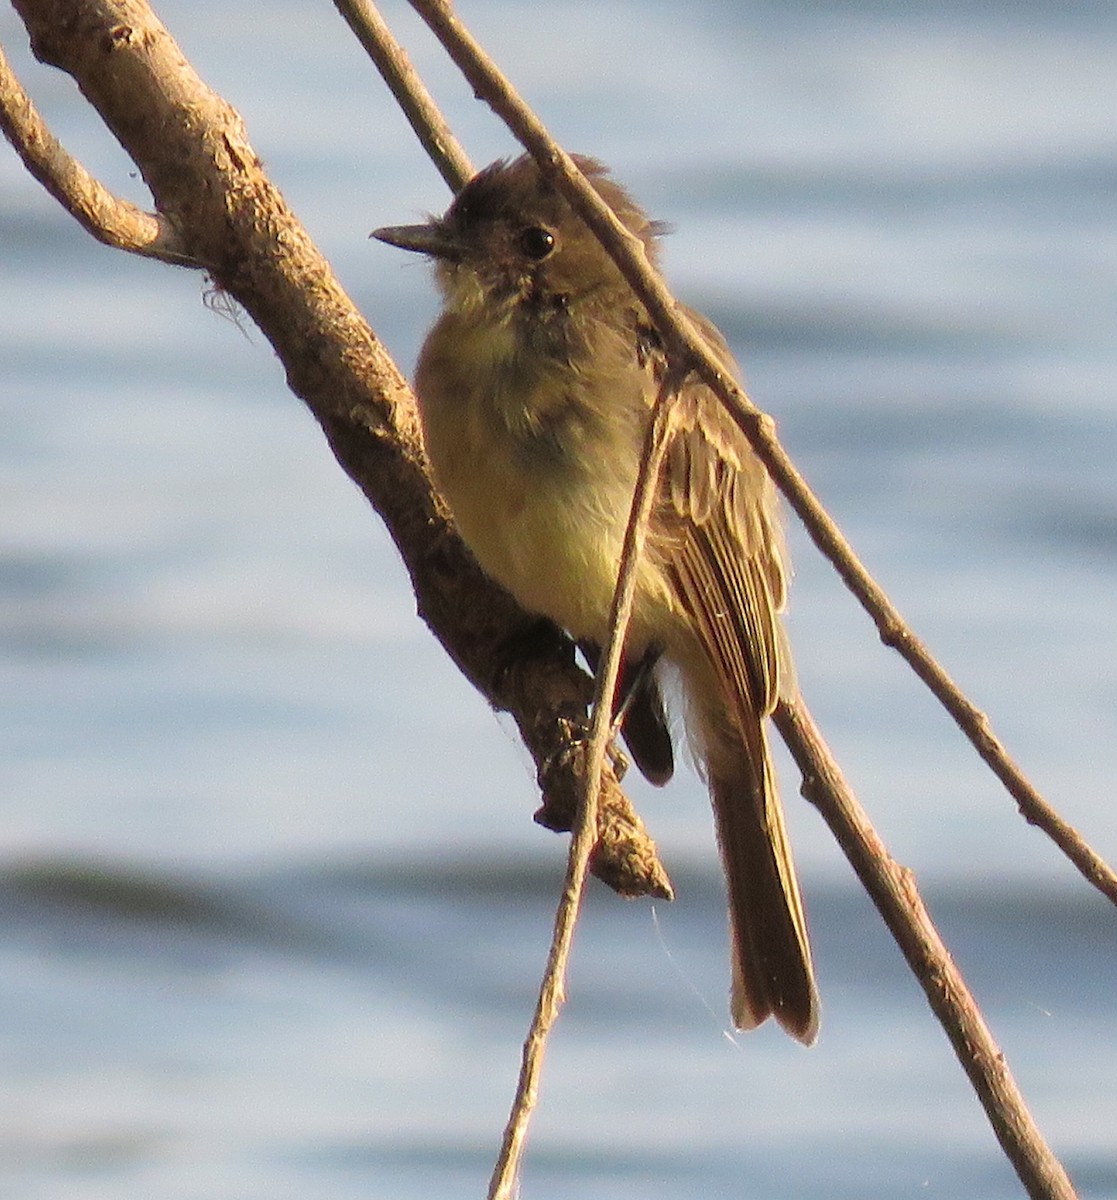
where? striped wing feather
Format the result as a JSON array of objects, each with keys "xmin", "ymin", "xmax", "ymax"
[{"xmin": 652, "ymin": 313, "xmax": 818, "ymax": 1042}]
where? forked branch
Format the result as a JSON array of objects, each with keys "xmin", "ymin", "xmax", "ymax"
[
  {"xmin": 0, "ymin": 0, "xmax": 671, "ymax": 900},
  {"xmin": 0, "ymin": 40, "xmax": 188, "ymax": 261},
  {"xmin": 1, "ymin": 2, "xmax": 1094, "ymax": 1197}
]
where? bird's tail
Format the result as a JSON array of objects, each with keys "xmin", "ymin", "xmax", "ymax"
[{"xmin": 707, "ymin": 726, "xmax": 819, "ymax": 1044}]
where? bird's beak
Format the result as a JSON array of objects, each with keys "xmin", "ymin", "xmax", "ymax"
[{"xmin": 370, "ymin": 221, "xmax": 462, "ymax": 261}]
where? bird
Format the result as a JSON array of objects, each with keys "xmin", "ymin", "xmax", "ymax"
[{"xmin": 373, "ymin": 153, "xmax": 819, "ymax": 1043}]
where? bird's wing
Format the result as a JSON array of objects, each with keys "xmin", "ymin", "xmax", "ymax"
[
  {"xmin": 646, "ymin": 309, "xmax": 817, "ymax": 1043},
  {"xmin": 651, "ymin": 309, "xmax": 787, "ymax": 756}
]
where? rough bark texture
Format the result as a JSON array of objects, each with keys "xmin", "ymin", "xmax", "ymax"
[{"xmin": 6, "ymin": 0, "xmax": 671, "ymax": 899}]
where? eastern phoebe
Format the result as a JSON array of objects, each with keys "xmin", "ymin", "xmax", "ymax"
[{"xmin": 374, "ymin": 154, "xmax": 819, "ymax": 1043}]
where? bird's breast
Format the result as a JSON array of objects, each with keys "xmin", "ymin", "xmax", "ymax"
[{"xmin": 414, "ymin": 310, "xmax": 668, "ymax": 646}]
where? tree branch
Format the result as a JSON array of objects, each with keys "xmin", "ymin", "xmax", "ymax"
[
  {"xmin": 405, "ymin": 0, "xmax": 1117, "ymax": 913},
  {"xmin": 0, "ymin": 37, "xmax": 187, "ymax": 261},
  {"xmin": 332, "ymin": 0, "xmax": 472, "ymax": 192},
  {"xmin": 488, "ymin": 368, "xmax": 685, "ymax": 1200},
  {"xmin": 775, "ymin": 696, "xmax": 1076, "ymax": 1200},
  {"xmin": 4, "ymin": 0, "xmax": 671, "ymax": 901},
  {"xmin": 387, "ymin": 2, "xmax": 1083, "ymax": 1195}
]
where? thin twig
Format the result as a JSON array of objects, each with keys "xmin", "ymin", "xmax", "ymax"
[
  {"xmin": 331, "ymin": 1, "xmax": 672, "ymax": 901},
  {"xmin": 775, "ymin": 695, "xmax": 1077, "ymax": 1200},
  {"xmin": 386, "ymin": 3, "xmax": 1082, "ymax": 1195},
  {"xmin": 331, "ymin": 0, "xmax": 472, "ymax": 192},
  {"xmin": 7, "ymin": 0, "xmax": 672, "ymax": 898},
  {"xmin": 405, "ymin": 0, "xmax": 1117, "ymax": 912},
  {"xmin": 0, "ymin": 40, "xmax": 191, "ymax": 263},
  {"xmin": 488, "ymin": 371, "xmax": 683, "ymax": 1200},
  {"xmin": 331, "ymin": 0, "xmax": 674, "ymax": 898}
]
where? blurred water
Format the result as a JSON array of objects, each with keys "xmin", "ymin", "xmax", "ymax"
[{"xmin": 2, "ymin": 0, "xmax": 1116, "ymax": 1196}]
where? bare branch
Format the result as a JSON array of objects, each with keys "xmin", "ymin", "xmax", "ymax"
[
  {"xmin": 332, "ymin": 0, "xmax": 472, "ymax": 192},
  {"xmin": 393, "ymin": 2, "xmax": 1084, "ymax": 1194},
  {"xmin": 5, "ymin": 0, "xmax": 671, "ymax": 900},
  {"xmin": 775, "ymin": 696, "xmax": 1077, "ymax": 1200},
  {"xmin": 489, "ymin": 367, "xmax": 685, "ymax": 1200},
  {"xmin": 0, "ymin": 38, "xmax": 189, "ymax": 262},
  {"xmin": 324, "ymin": 2, "xmax": 670, "ymax": 897},
  {"xmin": 5, "ymin": 4, "xmax": 1092, "ymax": 1194},
  {"xmin": 406, "ymin": 0, "xmax": 1117, "ymax": 911}
]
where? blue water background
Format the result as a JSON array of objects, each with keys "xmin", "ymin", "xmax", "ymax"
[{"xmin": 2, "ymin": 0, "xmax": 1116, "ymax": 1196}]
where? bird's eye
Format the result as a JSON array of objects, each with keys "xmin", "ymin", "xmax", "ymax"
[{"xmin": 519, "ymin": 226, "xmax": 556, "ymax": 260}]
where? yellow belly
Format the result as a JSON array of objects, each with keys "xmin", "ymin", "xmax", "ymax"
[
  {"xmin": 415, "ymin": 314, "xmax": 671, "ymax": 650},
  {"xmin": 433, "ymin": 403, "xmax": 637, "ymax": 642}
]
